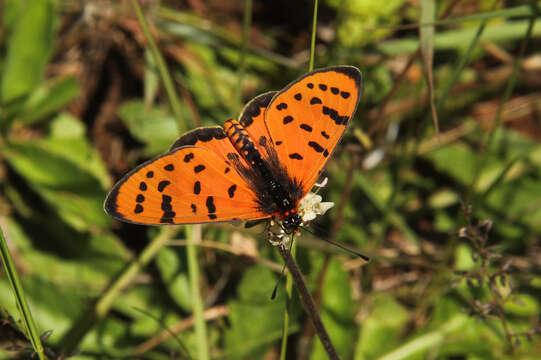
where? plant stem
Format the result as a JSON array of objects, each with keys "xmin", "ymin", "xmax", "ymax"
[
  {"xmin": 132, "ymin": 3, "xmax": 209, "ymax": 358},
  {"xmin": 279, "ymin": 240, "xmax": 296, "ymax": 360},
  {"xmin": 235, "ymin": 0, "xmax": 253, "ymax": 115},
  {"xmin": 309, "ymin": 0, "xmax": 318, "ymax": 72},
  {"xmin": 186, "ymin": 224, "xmax": 209, "ymax": 360},
  {"xmin": 277, "ymin": 245, "xmax": 339, "ymax": 360},
  {"xmin": 0, "ymin": 224, "xmax": 45, "ymax": 360},
  {"xmin": 131, "ymin": 0, "xmax": 187, "ymax": 133},
  {"xmin": 60, "ymin": 227, "xmax": 176, "ymax": 354}
]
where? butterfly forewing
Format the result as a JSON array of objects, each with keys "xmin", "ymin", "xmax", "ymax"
[
  {"xmin": 264, "ymin": 66, "xmax": 362, "ymax": 194},
  {"xmin": 105, "ymin": 66, "xmax": 361, "ymax": 228},
  {"xmin": 105, "ymin": 147, "xmax": 269, "ymax": 225}
]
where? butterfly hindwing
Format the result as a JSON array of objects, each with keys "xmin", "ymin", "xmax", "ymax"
[
  {"xmin": 264, "ymin": 66, "xmax": 362, "ymax": 194},
  {"xmin": 105, "ymin": 147, "xmax": 269, "ymax": 225},
  {"xmin": 238, "ymin": 91, "xmax": 277, "ymax": 158}
]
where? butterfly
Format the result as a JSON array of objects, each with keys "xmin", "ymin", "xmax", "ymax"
[{"xmin": 105, "ymin": 66, "xmax": 362, "ymax": 234}]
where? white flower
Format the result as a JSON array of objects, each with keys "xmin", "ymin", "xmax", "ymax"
[
  {"xmin": 298, "ymin": 193, "xmax": 334, "ymax": 223},
  {"xmin": 314, "ymin": 177, "xmax": 329, "ymax": 188}
]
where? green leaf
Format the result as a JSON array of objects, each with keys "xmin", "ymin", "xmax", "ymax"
[
  {"xmin": 19, "ymin": 77, "xmax": 80, "ymax": 125},
  {"xmin": 311, "ymin": 259, "xmax": 355, "ymax": 359},
  {"xmin": 114, "ymin": 284, "xmax": 183, "ymax": 338},
  {"xmin": 424, "ymin": 143, "xmax": 477, "ymax": 185},
  {"xmin": 504, "ymin": 294, "xmax": 540, "ymax": 317},
  {"xmin": 378, "ymin": 18, "xmax": 541, "ymax": 55},
  {"xmin": 156, "ymin": 247, "xmax": 192, "ymax": 312},
  {"xmin": 2, "ymin": 140, "xmax": 110, "ymax": 230},
  {"xmin": 117, "ymin": 100, "xmax": 179, "ymax": 155},
  {"xmin": 1, "ymin": 0, "xmax": 56, "ymax": 103},
  {"xmin": 355, "ymin": 294, "xmax": 409, "ymax": 360},
  {"xmin": 224, "ymin": 266, "xmax": 289, "ymax": 358},
  {"xmin": 3, "ymin": 218, "xmax": 129, "ymax": 288},
  {"xmin": 378, "ymin": 315, "xmax": 469, "ymax": 360}
]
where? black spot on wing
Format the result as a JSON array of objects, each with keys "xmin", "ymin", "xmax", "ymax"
[
  {"xmin": 307, "ymin": 82, "xmax": 314, "ymax": 89},
  {"xmin": 321, "ymin": 130, "xmax": 330, "ymax": 139},
  {"xmin": 184, "ymin": 153, "xmax": 194, "ymax": 162},
  {"xmin": 276, "ymin": 103, "xmax": 288, "ymax": 110},
  {"xmin": 319, "ymin": 84, "xmax": 327, "ymax": 91},
  {"xmin": 283, "ymin": 116, "xmax": 293, "ymax": 124},
  {"xmin": 340, "ymin": 91, "xmax": 350, "ymax": 99},
  {"xmin": 308, "ymin": 141, "xmax": 325, "ymax": 153},
  {"xmin": 294, "ymin": 93, "xmax": 302, "ymax": 101},
  {"xmin": 191, "ymin": 204, "xmax": 197, "ymax": 213},
  {"xmin": 206, "ymin": 196, "xmax": 216, "ymax": 212},
  {"xmin": 331, "ymin": 87, "xmax": 339, "ymax": 95},
  {"xmin": 289, "ymin": 153, "xmax": 303, "ymax": 160},
  {"xmin": 322, "ymin": 106, "xmax": 349, "ymax": 125},
  {"xmin": 136, "ymin": 194, "xmax": 145, "ymax": 203},
  {"xmin": 194, "ymin": 181, "xmax": 201, "ymax": 195},
  {"xmin": 259, "ymin": 136, "xmax": 267, "ymax": 146},
  {"xmin": 139, "ymin": 182, "xmax": 147, "ymax": 191},
  {"xmin": 206, "ymin": 196, "xmax": 216, "ymax": 219},
  {"xmin": 228, "ymin": 184, "xmax": 237, "ymax": 198},
  {"xmin": 160, "ymin": 194, "xmax": 175, "ymax": 223},
  {"xmin": 161, "ymin": 195, "xmax": 172, "ymax": 211},
  {"xmin": 323, "ymin": 149, "xmax": 329, "ymax": 157},
  {"xmin": 134, "ymin": 204, "xmax": 143, "ymax": 214},
  {"xmin": 194, "ymin": 165, "xmax": 205, "ymax": 173},
  {"xmin": 225, "ymin": 167, "xmax": 230, "ymax": 174},
  {"xmin": 310, "ymin": 97, "xmax": 322, "ymax": 105},
  {"xmin": 300, "ymin": 124, "xmax": 312, "ymax": 132},
  {"xmin": 164, "ymin": 164, "xmax": 174, "ymax": 171},
  {"xmin": 146, "ymin": 171, "xmax": 154, "ymax": 178},
  {"xmin": 158, "ymin": 180, "xmax": 170, "ymax": 192},
  {"xmin": 276, "ymin": 141, "xmax": 283, "ymax": 146}
]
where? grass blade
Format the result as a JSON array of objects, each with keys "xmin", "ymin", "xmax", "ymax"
[
  {"xmin": 234, "ymin": 0, "xmax": 253, "ymax": 115},
  {"xmin": 59, "ymin": 227, "xmax": 176, "ymax": 354},
  {"xmin": 186, "ymin": 224, "xmax": 209, "ymax": 360},
  {"xmin": 419, "ymin": 0, "xmax": 439, "ymax": 134},
  {"xmin": 0, "ymin": 224, "xmax": 45, "ymax": 360},
  {"xmin": 437, "ymin": 0, "xmax": 500, "ymax": 109},
  {"xmin": 131, "ymin": 0, "xmax": 188, "ymax": 133},
  {"xmin": 309, "ymin": 0, "xmax": 319, "ymax": 72},
  {"xmin": 469, "ymin": 7, "xmax": 536, "ymax": 202}
]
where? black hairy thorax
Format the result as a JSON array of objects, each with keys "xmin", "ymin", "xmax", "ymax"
[{"xmin": 224, "ymin": 119, "xmax": 303, "ymax": 232}]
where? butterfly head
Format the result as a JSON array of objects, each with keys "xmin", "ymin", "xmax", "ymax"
[{"xmin": 280, "ymin": 209, "xmax": 303, "ymax": 234}]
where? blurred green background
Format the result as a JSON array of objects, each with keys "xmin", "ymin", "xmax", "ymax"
[{"xmin": 0, "ymin": 0, "xmax": 540, "ymax": 359}]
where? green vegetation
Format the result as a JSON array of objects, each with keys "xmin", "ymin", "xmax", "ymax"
[{"xmin": 1, "ymin": 0, "xmax": 540, "ymax": 359}]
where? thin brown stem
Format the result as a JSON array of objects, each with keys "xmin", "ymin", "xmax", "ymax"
[
  {"xmin": 367, "ymin": 0, "xmax": 463, "ymax": 136},
  {"xmin": 298, "ymin": 154, "xmax": 360, "ymax": 359},
  {"xmin": 277, "ymin": 245, "xmax": 339, "ymax": 360}
]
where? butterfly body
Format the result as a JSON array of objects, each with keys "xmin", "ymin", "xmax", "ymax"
[
  {"xmin": 105, "ymin": 66, "xmax": 362, "ymax": 233},
  {"xmin": 223, "ymin": 119, "xmax": 304, "ymax": 232}
]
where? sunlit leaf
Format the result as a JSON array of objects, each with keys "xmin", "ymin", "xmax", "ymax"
[{"xmin": 0, "ymin": 0, "xmax": 55, "ymax": 104}]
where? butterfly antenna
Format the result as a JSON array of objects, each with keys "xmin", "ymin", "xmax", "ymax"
[
  {"xmin": 271, "ymin": 262, "xmax": 287, "ymax": 300},
  {"xmin": 271, "ymin": 239, "xmax": 295, "ymax": 300},
  {"xmin": 301, "ymin": 226, "xmax": 316, "ymax": 235},
  {"xmin": 318, "ymin": 235, "xmax": 370, "ymax": 262}
]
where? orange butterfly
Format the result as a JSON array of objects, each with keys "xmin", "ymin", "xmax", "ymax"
[{"xmin": 105, "ymin": 66, "xmax": 361, "ymax": 234}]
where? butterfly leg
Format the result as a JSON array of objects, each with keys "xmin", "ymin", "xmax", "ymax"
[{"xmin": 266, "ymin": 217, "xmax": 292, "ymax": 247}]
